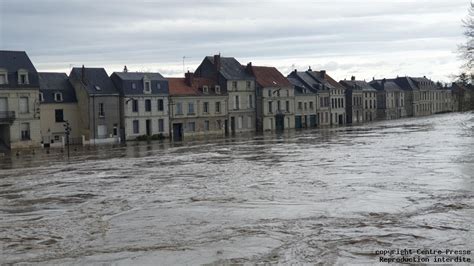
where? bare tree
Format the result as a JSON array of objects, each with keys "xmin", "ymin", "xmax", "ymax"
[{"xmin": 458, "ymin": 2, "xmax": 474, "ymax": 84}]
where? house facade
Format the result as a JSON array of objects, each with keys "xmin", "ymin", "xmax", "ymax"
[
  {"xmin": 370, "ymin": 79, "xmax": 406, "ymax": 120},
  {"xmin": 287, "ymin": 71, "xmax": 319, "ymax": 128},
  {"xmin": 0, "ymin": 51, "xmax": 41, "ymax": 150},
  {"xmin": 111, "ymin": 70, "xmax": 169, "ymax": 141},
  {"xmin": 38, "ymin": 72, "xmax": 80, "ymax": 147},
  {"xmin": 247, "ymin": 64, "xmax": 295, "ymax": 131},
  {"xmin": 69, "ymin": 67, "xmax": 121, "ymax": 145},
  {"xmin": 167, "ymin": 72, "xmax": 228, "ymax": 141},
  {"xmin": 452, "ymin": 83, "xmax": 474, "ymax": 112},
  {"xmin": 340, "ymin": 77, "xmax": 377, "ymax": 123},
  {"xmin": 195, "ymin": 55, "xmax": 256, "ymax": 134}
]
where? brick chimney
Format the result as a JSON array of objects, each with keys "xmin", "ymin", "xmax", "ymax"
[
  {"xmin": 320, "ymin": 70, "xmax": 326, "ymax": 79},
  {"xmin": 81, "ymin": 65, "xmax": 85, "ymax": 83},
  {"xmin": 185, "ymin": 71, "xmax": 194, "ymax": 86},
  {"xmin": 124, "ymin": 65, "xmax": 128, "ymax": 73},
  {"xmin": 382, "ymin": 78, "xmax": 386, "ymax": 89},
  {"xmin": 246, "ymin": 62, "xmax": 252, "ymax": 73},
  {"xmin": 308, "ymin": 66, "xmax": 312, "ymax": 71},
  {"xmin": 214, "ymin": 54, "xmax": 221, "ymax": 71},
  {"xmin": 351, "ymin": 76, "xmax": 356, "ymax": 81}
]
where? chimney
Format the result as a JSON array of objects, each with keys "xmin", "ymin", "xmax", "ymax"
[
  {"xmin": 81, "ymin": 65, "xmax": 85, "ymax": 83},
  {"xmin": 185, "ymin": 71, "xmax": 194, "ymax": 86},
  {"xmin": 382, "ymin": 78, "xmax": 386, "ymax": 88},
  {"xmin": 308, "ymin": 66, "xmax": 312, "ymax": 71},
  {"xmin": 320, "ymin": 70, "xmax": 326, "ymax": 79},
  {"xmin": 351, "ymin": 76, "xmax": 356, "ymax": 81},
  {"xmin": 246, "ymin": 62, "xmax": 252, "ymax": 73},
  {"xmin": 214, "ymin": 54, "xmax": 221, "ymax": 71},
  {"xmin": 124, "ymin": 65, "xmax": 128, "ymax": 73}
]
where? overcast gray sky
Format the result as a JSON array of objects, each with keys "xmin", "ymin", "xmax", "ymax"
[{"xmin": 0, "ymin": 0, "xmax": 470, "ymax": 82}]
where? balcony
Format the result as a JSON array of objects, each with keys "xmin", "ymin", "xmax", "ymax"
[{"xmin": 0, "ymin": 111, "xmax": 15, "ymax": 124}]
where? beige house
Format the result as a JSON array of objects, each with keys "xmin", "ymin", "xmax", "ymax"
[
  {"xmin": 111, "ymin": 70, "xmax": 169, "ymax": 141},
  {"xmin": 39, "ymin": 72, "xmax": 80, "ymax": 147},
  {"xmin": 247, "ymin": 64, "xmax": 295, "ymax": 131},
  {"xmin": 167, "ymin": 73, "xmax": 228, "ymax": 141},
  {"xmin": 0, "ymin": 51, "xmax": 41, "ymax": 150}
]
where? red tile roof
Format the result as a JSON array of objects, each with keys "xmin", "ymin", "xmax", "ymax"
[
  {"xmin": 167, "ymin": 77, "xmax": 217, "ymax": 96},
  {"xmin": 250, "ymin": 66, "xmax": 291, "ymax": 87}
]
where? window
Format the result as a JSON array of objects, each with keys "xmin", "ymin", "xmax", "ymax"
[
  {"xmin": 304, "ymin": 102, "xmax": 307, "ymax": 110},
  {"xmin": 188, "ymin": 102, "xmax": 195, "ymax": 114},
  {"xmin": 268, "ymin": 101, "xmax": 273, "ymax": 113},
  {"xmin": 132, "ymin": 83, "xmax": 136, "ymax": 89},
  {"xmin": 54, "ymin": 92, "xmax": 63, "ymax": 102},
  {"xmin": 247, "ymin": 116, "xmax": 252, "ymax": 128},
  {"xmin": 238, "ymin": 116, "xmax": 243, "ymax": 129},
  {"xmin": 203, "ymin": 86, "xmax": 209, "ymax": 94},
  {"xmin": 286, "ymin": 90, "xmax": 290, "ymax": 97},
  {"xmin": 157, "ymin": 99, "xmax": 164, "ymax": 111},
  {"xmin": 204, "ymin": 120, "xmax": 210, "ymax": 131},
  {"xmin": 18, "ymin": 71, "xmax": 29, "ymax": 85},
  {"xmin": 246, "ymin": 81, "xmax": 251, "ymax": 89},
  {"xmin": 0, "ymin": 71, "xmax": 7, "ymax": 84},
  {"xmin": 158, "ymin": 119, "xmax": 164, "ymax": 132},
  {"xmin": 21, "ymin": 123, "xmax": 30, "ymax": 140},
  {"xmin": 39, "ymin": 93, "xmax": 44, "ymax": 102},
  {"xmin": 132, "ymin": 99, "xmax": 138, "ymax": 112},
  {"xmin": 133, "ymin": 120, "xmax": 139, "ymax": 134},
  {"xmin": 298, "ymin": 102, "xmax": 302, "ymax": 110},
  {"xmin": 144, "ymin": 81, "xmax": 151, "ymax": 92},
  {"xmin": 188, "ymin": 122, "xmax": 195, "ymax": 132},
  {"xmin": 203, "ymin": 102, "xmax": 209, "ymax": 113},
  {"xmin": 277, "ymin": 100, "xmax": 281, "ymax": 111},
  {"xmin": 286, "ymin": 100, "xmax": 290, "ymax": 112},
  {"xmin": 176, "ymin": 103, "xmax": 183, "ymax": 115},
  {"xmin": 19, "ymin": 97, "xmax": 28, "ymax": 113},
  {"xmin": 268, "ymin": 90, "xmax": 272, "ymax": 97},
  {"xmin": 215, "ymin": 102, "xmax": 221, "ymax": 113},
  {"xmin": 145, "ymin": 99, "xmax": 152, "ymax": 112},
  {"xmin": 157, "ymin": 83, "xmax": 161, "ymax": 89},
  {"xmin": 113, "ymin": 124, "xmax": 118, "ymax": 136},
  {"xmin": 277, "ymin": 90, "xmax": 280, "ymax": 97},
  {"xmin": 55, "ymin": 109, "xmax": 64, "ymax": 122},
  {"xmin": 234, "ymin": 95, "xmax": 240, "ymax": 110},
  {"xmin": 98, "ymin": 103, "xmax": 105, "ymax": 117},
  {"xmin": 309, "ymin": 101, "xmax": 314, "ymax": 109},
  {"xmin": 215, "ymin": 85, "xmax": 221, "ymax": 94},
  {"xmin": 248, "ymin": 95, "xmax": 253, "ymax": 108}
]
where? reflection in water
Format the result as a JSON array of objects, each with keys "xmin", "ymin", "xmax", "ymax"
[{"xmin": 0, "ymin": 112, "xmax": 473, "ymax": 264}]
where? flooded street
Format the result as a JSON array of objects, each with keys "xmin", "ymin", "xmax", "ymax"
[{"xmin": 1, "ymin": 112, "xmax": 473, "ymax": 264}]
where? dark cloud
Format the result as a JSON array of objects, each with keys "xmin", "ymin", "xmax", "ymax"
[{"xmin": 0, "ymin": 0, "xmax": 468, "ymax": 81}]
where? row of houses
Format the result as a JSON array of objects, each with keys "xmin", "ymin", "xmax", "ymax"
[{"xmin": 1, "ymin": 50, "xmax": 473, "ymax": 150}]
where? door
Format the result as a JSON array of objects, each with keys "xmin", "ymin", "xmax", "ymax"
[
  {"xmin": 338, "ymin": 114, "xmax": 344, "ymax": 125},
  {"xmin": 275, "ymin": 114, "xmax": 285, "ymax": 131},
  {"xmin": 172, "ymin": 123, "xmax": 183, "ymax": 141},
  {"xmin": 146, "ymin": 119, "xmax": 152, "ymax": 136},
  {"xmin": 97, "ymin": 125, "xmax": 107, "ymax": 139},
  {"xmin": 230, "ymin": 117, "xmax": 235, "ymax": 134},
  {"xmin": 224, "ymin": 119, "xmax": 229, "ymax": 135},
  {"xmin": 295, "ymin": 116, "xmax": 302, "ymax": 129},
  {"xmin": 309, "ymin": 115, "xmax": 317, "ymax": 128}
]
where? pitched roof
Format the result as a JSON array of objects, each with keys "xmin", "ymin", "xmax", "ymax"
[
  {"xmin": 167, "ymin": 76, "xmax": 223, "ymax": 96},
  {"xmin": 38, "ymin": 72, "xmax": 77, "ymax": 103},
  {"xmin": 206, "ymin": 56, "xmax": 254, "ymax": 80},
  {"xmin": 370, "ymin": 79, "xmax": 403, "ymax": 91},
  {"xmin": 250, "ymin": 66, "xmax": 291, "ymax": 88},
  {"xmin": 110, "ymin": 72, "xmax": 169, "ymax": 96},
  {"xmin": 69, "ymin": 67, "xmax": 118, "ymax": 95},
  {"xmin": 0, "ymin": 50, "xmax": 39, "ymax": 88},
  {"xmin": 306, "ymin": 70, "xmax": 345, "ymax": 89},
  {"xmin": 340, "ymin": 79, "xmax": 376, "ymax": 91}
]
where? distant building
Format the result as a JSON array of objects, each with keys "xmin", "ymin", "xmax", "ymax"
[
  {"xmin": 287, "ymin": 70, "xmax": 320, "ymax": 128},
  {"xmin": 167, "ymin": 72, "xmax": 228, "ymax": 141},
  {"xmin": 246, "ymin": 63, "xmax": 295, "ymax": 131},
  {"xmin": 111, "ymin": 70, "xmax": 169, "ymax": 141},
  {"xmin": 0, "ymin": 51, "xmax": 41, "ymax": 150},
  {"xmin": 195, "ymin": 55, "xmax": 256, "ymax": 134},
  {"xmin": 451, "ymin": 83, "xmax": 474, "ymax": 112},
  {"xmin": 38, "ymin": 72, "xmax": 80, "ymax": 147},
  {"xmin": 340, "ymin": 76, "xmax": 377, "ymax": 123},
  {"xmin": 69, "ymin": 66, "xmax": 121, "ymax": 145},
  {"xmin": 370, "ymin": 79, "xmax": 406, "ymax": 120}
]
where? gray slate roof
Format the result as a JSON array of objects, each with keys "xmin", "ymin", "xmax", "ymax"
[
  {"xmin": 110, "ymin": 72, "xmax": 169, "ymax": 96},
  {"xmin": 370, "ymin": 79, "xmax": 403, "ymax": 91},
  {"xmin": 39, "ymin": 72, "xmax": 77, "ymax": 103},
  {"xmin": 0, "ymin": 50, "xmax": 39, "ymax": 88},
  {"xmin": 206, "ymin": 56, "xmax": 254, "ymax": 80},
  {"xmin": 69, "ymin": 67, "xmax": 118, "ymax": 95},
  {"xmin": 340, "ymin": 80, "xmax": 376, "ymax": 92}
]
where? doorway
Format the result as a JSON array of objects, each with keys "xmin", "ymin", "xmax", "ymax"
[
  {"xmin": 172, "ymin": 123, "xmax": 183, "ymax": 141},
  {"xmin": 275, "ymin": 114, "xmax": 284, "ymax": 131},
  {"xmin": 230, "ymin": 117, "xmax": 236, "ymax": 134},
  {"xmin": 146, "ymin": 119, "xmax": 152, "ymax": 136}
]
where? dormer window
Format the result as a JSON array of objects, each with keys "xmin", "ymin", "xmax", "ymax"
[
  {"xmin": 0, "ymin": 69, "xmax": 7, "ymax": 84},
  {"xmin": 39, "ymin": 92, "xmax": 44, "ymax": 102},
  {"xmin": 215, "ymin": 85, "xmax": 221, "ymax": 94},
  {"xmin": 132, "ymin": 82, "xmax": 136, "ymax": 89},
  {"xmin": 54, "ymin": 92, "xmax": 63, "ymax": 102},
  {"xmin": 203, "ymin": 86, "xmax": 209, "ymax": 94},
  {"xmin": 18, "ymin": 69, "xmax": 29, "ymax": 85},
  {"xmin": 157, "ymin": 83, "xmax": 161, "ymax": 89},
  {"xmin": 144, "ymin": 80, "xmax": 151, "ymax": 93}
]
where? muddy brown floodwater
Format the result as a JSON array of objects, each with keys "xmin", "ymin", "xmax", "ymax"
[{"xmin": 0, "ymin": 112, "xmax": 473, "ymax": 264}]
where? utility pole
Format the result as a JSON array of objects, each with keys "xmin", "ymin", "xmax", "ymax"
[{"xmin": 64, "ymin": 120, "xmax": 71, "ymax": 159}]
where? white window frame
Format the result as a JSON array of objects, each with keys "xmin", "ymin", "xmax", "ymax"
[{"xmin": 54, "ymin": 92, "xmax": 63, "ymax": 102}]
